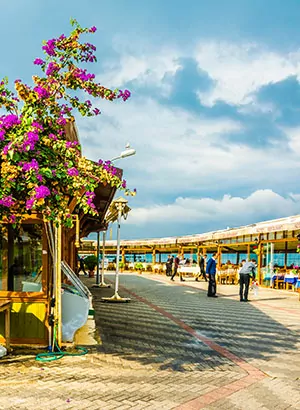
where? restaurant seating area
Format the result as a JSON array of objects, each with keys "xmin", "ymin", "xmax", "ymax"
[
  {"xmin": 92, "ymin": 259, "xmax": 300, "ymax": 295},
  {"xmin": 79, "ymin": 214, "xmax": 300, "ymax": 303}
]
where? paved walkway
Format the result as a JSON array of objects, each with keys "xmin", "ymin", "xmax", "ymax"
[{"xmin": 0, "ymin": 272, "xmax": 300, "ymax": 409}]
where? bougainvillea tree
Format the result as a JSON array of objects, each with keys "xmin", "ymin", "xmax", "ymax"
[{"xmin": 0, "ymin": 19, "xmax": 134, "ymax": 228}]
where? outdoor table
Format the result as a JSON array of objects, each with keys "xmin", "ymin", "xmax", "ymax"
[
  {"xmin": 284, "ymin": 275, "xmax": 298, "ymax": 285},
  {"xmin": 178, "ymin": 266, "xmax": 200, "ymax": 278},
  {"xmin": 271, "ymin": 275, "xmax": 285, "ymax": 288},
  {"xmin": 153, "ymin": 264, "xmax": 164, "ymax": 273},
  {"xmin": 0, "ymin": 300, "xmax": 11, "ymax": 352}
]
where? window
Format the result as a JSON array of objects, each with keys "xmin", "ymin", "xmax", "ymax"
[
  {"xmin": 0, "ymin": 223, "xmax": 43, "ymax": 292},
  {"xmin": 276, "ymin": 232, "xmax": 284, "ymax": 240}
]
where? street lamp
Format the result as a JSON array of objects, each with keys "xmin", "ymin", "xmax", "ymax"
[
  {"xmin": 93, "ymin": 144, "xmax": 135, "ymax": 288},
  {"xmin": 92, "ymin": 229, "xmax": 111, "ymax": 289},
  {"xmin": 101, "ymin": 197, "xmax": 131, "ymax": 303},
  {"xmin": 110, "ymin": 143, "xmax": 136, "ymax": 162}
]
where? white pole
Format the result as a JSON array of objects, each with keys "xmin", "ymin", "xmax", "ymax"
[
  {"xmin": 266, "ymin": 243, "xmax": 269, "ymax": 274},
  {"xmin": 101, "ymin": 200, "xmax": 130, "ymax": 302},
  {"xmin": 270, "ymin": 243, "xmax": 274, "ymax": 274},
  {"xmin": 114, "ymin": 207, "xmax": 121, "ymax": 296},
  {"xmin": 92, "ymin": 230, "xmax": 110, "ymax": 288},
  {"xmin": 96, "ymin": 231, "xmax": 100, "ymax": 285},
  {"xmin": 100, "ymin": 230, "xmax": 107, "ymax": 286},
  {"xmin": 54, "ymin": 224, "xmax": 62, "ymax": 346}
]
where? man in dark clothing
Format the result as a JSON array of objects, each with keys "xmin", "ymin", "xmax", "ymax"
[
  {"xmin": 77, "ymin": 257, "xmax": 87, "ymax": 276},
  {"xmin": 239, "ymin": 259, "xmax": 256, "ymax": 302},
  {"xmin": 166, "ymin": 255, "xmax": 173, "ymax": 276},
  {"xmin": 196, "ymin": 253, "xmax": 207, "ymax": 281},
  {"xmin": 171, "ymin": 254, "xmax": 185, "ymax": 281},
  {"xmin": 206, "ymin": 252, "xmax": 218, "ymax": 297}
]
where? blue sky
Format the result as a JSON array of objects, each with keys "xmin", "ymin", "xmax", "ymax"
[{"xmin": 2, "ymin": 0, "xmax": 300, "ymax": 239}]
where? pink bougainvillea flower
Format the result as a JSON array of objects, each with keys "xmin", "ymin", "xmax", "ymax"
[
  {"xmin": 34, "ymin": 58, "xmax": 45, "ymax": 65},
  {"xmin": 35, "ymin": 185, "xmax": 51, "ymax": 199},
  {"xmin": 42, "ymin": 39, "xmax": 56, "ymax": 56},
  {"xmin": 0, "ymin": 195, "xmax": 15, "ymax": 208},
  {"xmin": 26, "ymin": 198, "xmax": 35, "ymax": 210},
  {"xmin": 9, "ymin": 214, "xmax": 16, "ymax": 223},
  {"xmin": 0, "ymin": 20, "xmax": 134, "ymax": 227},
  {"xmin": 34, "ymin": 85, "xmax": 50, "ymax": 99},
  {"xmin": 32, "ymin": 121, "xmax": 44, "ymax": 130},
  {"xmin": 22, "ymin": 159, "xmax": 39, "ymax": 172},
  {"xmin": 46, "ymin": 62, "xmax": 60, "ymax": 76},
  {"xmin": 67, "ymin": 167, "xmax": 79, "ymax": 177}
]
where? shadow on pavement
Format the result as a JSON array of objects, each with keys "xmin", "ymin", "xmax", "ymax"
[{"xmin": 84, "ymin": 275, "xmax": 299, "ymax": 373}]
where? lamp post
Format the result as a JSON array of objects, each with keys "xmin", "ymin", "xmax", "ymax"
[
  {"xmin": 92, "ymin": 230, "xmax": 111, "ymax": 288},
  {"xmin": 102, "ymin": 197, "xmax": 131, "ymax": 303},
  {"xmin": 93, "ymin": 143, "xmax": 135, "ymax": 289},
  {"xmin": 110, "ymin": 143, "xmax": 136, "ymax": 162}
]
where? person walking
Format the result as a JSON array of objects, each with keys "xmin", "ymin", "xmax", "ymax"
[
  {"xmin": 196, "ymin": 253, "xmax": 207, "ymax": 281},
  {"xmin": 206, "ymin": 252, "xmax": 218, "ymax": 297},
  {"xmin": 239, "ymin": 259, "xmax": 256, "ymax": 302},
  {"xmin": 77, "ymin": 257, "xmax": 87, "ymax": 276},
  {"xmin": 171, "ymin": 254, "xmax": 185, "ymax": 281}
]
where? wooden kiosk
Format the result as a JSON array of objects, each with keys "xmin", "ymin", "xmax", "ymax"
[{"xmin": 0, "ymin": 122, "xmax": 119, "ymax": 347}]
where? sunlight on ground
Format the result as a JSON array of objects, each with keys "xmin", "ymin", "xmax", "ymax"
[{"xmin": 74, "ymin": 317, "xmax": 100, "ymax": 345}]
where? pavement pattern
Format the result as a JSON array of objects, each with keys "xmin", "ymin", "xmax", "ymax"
[{"xmin": 0, "ymin": 272, "xmax": 300, "ymax": 409}]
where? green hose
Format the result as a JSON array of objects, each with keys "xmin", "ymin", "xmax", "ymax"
[{"xmin": 35, "ymin": 325, "xmax": 88, "ymax": 362}]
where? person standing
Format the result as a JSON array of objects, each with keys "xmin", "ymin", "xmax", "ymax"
[
  {"xmin": 166, "ymin": 255, "xmax": 173, "ymax": 276},
  {"xmin": 206, "ymin": 252, "xmax": 218, "ymax": 297},
  {"xmin": 169, "ymin": 255, "xmax": 174, "ymax": 275},
  {"xmin": 196, "ymin": 253, "xmax": 207, "ymax": 281},
  {"xmin": 171, "ymin": 254, "xmax": 185, "ymax": 281},
  {"xmin": 239, "ymin": 259, "xmax": 256, "ymax": 302}
]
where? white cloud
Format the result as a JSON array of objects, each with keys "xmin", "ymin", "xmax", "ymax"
[
  {"xmin": 194, "ymin": 42, "xmax": 300, "ymax": 107},
  {"xmin": 125, "ymin": 189, "xmax": 300, "ymax": 228},
  {"xmin": 97, "ymin": 51, "xmax": 181, "ymax": 96},
  {"xmin": 284, "ymin": 126, "xmax": 300, "ymax": 156},
  {"xmin": 78, "ymin": 97, "xmax": 244, "ymax": 193},
  {"xmin": 78, "ymin": 97, "xmax": 300, "ymax": 201},
  {"xmin": 77, "ymin": 41, "xmax": 300, "ymax": 238},
  {"xmin": 96, "ymin": 40, "xmax": 300, "ymax": 111}
]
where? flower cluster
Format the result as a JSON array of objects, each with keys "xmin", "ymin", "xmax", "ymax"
[
  {"xmin": 291, "ymin": 265, "xmax": 300, "ymax": 275},
  {"xmin": 0, "ymin": 19, "xmax": 135, "ymax": 228}
]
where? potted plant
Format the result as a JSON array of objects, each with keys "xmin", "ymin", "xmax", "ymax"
[
  {"xmin": 107, "ymin": 262, "xmax": 115, "ymax": 271},
  {"xmin": 119, "ymin": 261, "xmax": 125, "ymax": 272},
  {"xmin": 134, "ymin": 262, "xmax": 144, "ymax": 273},
  {"xmin": 84, "ymin": 255, "xmax": 98, "ymax": 278}
]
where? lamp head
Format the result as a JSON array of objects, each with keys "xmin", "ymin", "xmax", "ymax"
[
  {"xmin": 120, "ymin": 146, "xmax": 136, "ymax": 159},
  {"xmin": 110, "ymin": 143, "xmax": 136, "ymax": 162}
]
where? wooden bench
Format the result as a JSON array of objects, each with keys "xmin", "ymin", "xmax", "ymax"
[{"xmin": 0, "ymin": 300, "xmax": 11, "ymax": 352}]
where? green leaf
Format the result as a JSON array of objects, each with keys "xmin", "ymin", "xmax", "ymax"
[
  {"xmin": 41, "ymin": 168, "xmax": 53, "ymax": 178},
  {"xmin": 13, "ymin": 152, "xmax": 20, "ymax": 162}
]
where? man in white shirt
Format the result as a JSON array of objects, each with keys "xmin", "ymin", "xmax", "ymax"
[{"xmin": 239, "ymin": 259, "xmax": 256, "ymax": 302}]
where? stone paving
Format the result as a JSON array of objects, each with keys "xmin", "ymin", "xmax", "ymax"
[{"xmin": 0, "ymin": 272, "xmax": 300, "ymax": 409}]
